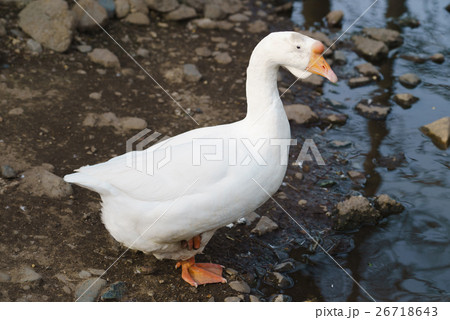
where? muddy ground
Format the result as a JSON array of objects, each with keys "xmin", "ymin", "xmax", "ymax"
[{"xmin": 0, "ymin": 1, "xmax": 365, "ymax": 302}]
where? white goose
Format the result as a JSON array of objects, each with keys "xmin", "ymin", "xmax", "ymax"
[{"xmin": 64, "ymin": 32, "xmax": 337, "ymax": 287}]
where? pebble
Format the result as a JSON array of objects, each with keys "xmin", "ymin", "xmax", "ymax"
[
  {"xmin": 420, "ymin": 117, "xmax": 450, "ymax": 149},
  {"xmin": 224, "ymin": 296, "xmax": 242, "ymax": 302},
  {"xmin": 274, "ymin": 261, "xmax": 295, "ymax": 272},
  {"xmin": 204, "ymin": 4, "xmax": 225, "ymax": 20},
  {"xmin": 119, "ymin": 117, "xmax": 147, "ymax": 131},
  {"xmin": 317, "ymin": 180, "xmax": 337, "ymax": 188},
  {"xmin": 249, "ymin": 295, "xmax": 260, "ymax": 302},
  {"xmin": 1, "ymin": 165, "xmax": 17, "ymax": 179},
  {"xmin": 334, "ymin": 196, "xmax": 381, "ymax": 230},
  {"xmin": 88, "ymin": 48, "xmax": 120, "ymax": 69},
  {"xmin": 78, "ymin": 270, "xmax": 92, "ymax": 279},
  {"xmin": 270, "ymin": 294, "xmax": 292, "ymax": 302},
  {"xmin": 229, "ymin": 280, "xmax": 251, "ymax": 293},
  {"xmin": 115, "ymin": 0, "xmax": 130, "ymax": 18},
  {"xmin": 298, "ymin": 199, "xmax": 308, "ymax": 206},
  {"xmin": 8, "ymin": 107, "xmax": 24, "ymax": 115},
  {"xmin": 137, "ymin": 48, "xmax": 150, "ymax": 58},
  {"xmin": 77, "ymin": 44, "xmax": 92, "ymax": 53},
  {"xmin": 195, "ymin": 47, "xmax": 211, "ymax": 57},
  {"xmin": 87, "ymin": 268, "xmax": 106, "ymax": 276},
  {"xmin": 326, "ymin": 10, "xmax": 344, "ymax": 27},
  {"xmin": 266, "ymin": 272, "xmax": 294, "ymax": 289},
  {"xmin": 248, "ymin": 20, "xmax": 268, "ymax": 33},
  {"xmin": 129, "ymin": 0, "xmax": 148, "ymax": 14},
  {"xmin": 72, "ymin": 0, "xmax": 108, "ymax": 31},
  {"xmin": 251, "ymin": 216, "xmax": 278, "ymax": 236},
  {"xmin": 244, "ymin": 211, "xmax": 260, "ymax": 225},
  {"xmin": 294, "ymin": 172, "xmax": 303, "ymax": 180},
  {"xmin": 101, "ymin": 281, "xmax": 127, "ymax": 301},
  {"xmin": 146, "ymin": 0, "xmax": 179, "ymax": 13},
  {"xmin": 355, "ymin": 102, "xmax": 391, "ymax": 121},
  {"xmin": 363, "ymin": 27, "xmax": 403, "ymax": 48},
  {"xmin": 75, "ymin": 278, "xmax": 107, "ymax": 302},
  {"xmin": 214, "ymin": 52, "xmax": 232, "ymax": 65},
  {"xmin": 11, "ymin": 266, "xmax": 42, "ymax": 283},
  {"xmin": 351, "ymin": 35, "xmax": 388, "ymax": 61},
  {"xmin": 399, "ymin": 73, "xmax": 421, "ymax": 88},
  {"xmin": 0, "ymin": 271, "xmax": 11, "ymax": 282},
  {"xmin": 347, "ymin": 171, "xmax": 366, "ymax": 183},
  {"xmin": 348, "ymin": 76, "xmax": 372, "ymax": 88},
  {"xmin": 183, "ymin": 64, "xmax": 202, "ymax": 82},
  {"xmin": 430, "ymin": 53, "xmax": 445, "ymax": 64},
  {"xmin": 165, "ymin": 5, "xmax": 197, "ymax": 21},
  {"xmin": 26, "ymin": 39, "xmax": 42, "ymax": 54},
  {"xmin": 374, "ymin": 194, "xmax": 404, "ymax": 216},
  {"xmin": 300, "ymin": 74, "xmax": 324, "ymax": 87},
  {"xmin": 284, "ymin": 104, "xmax": 318, "ymax": 125},
  {"xmin": 355, "ymin": 62, "xmax": 381, "ymax": 79},
  {"xmin": 333, "ymin": 50, "xmax": 347, "ymax": 65},
  {"xmin": 89, "ymin": 92, "xmax": 102, "ymax": 100},
  {"xmin": 124, "ymin": 12, "xmax": 150, "ymax": 25},
  {"xmin": 323, "ymin": 113, "xmax": 348, "ymax": 125},
  {"xmin": 135, "ymin": 265, "xmax": 156, "ymax": 275},
  {"xmin": 393, "ymin": 93, "xmax": 419, "ymax": 108},
  {"xmin": 18, "ymin": 166, "xmax": 73, "ymax": 199}
]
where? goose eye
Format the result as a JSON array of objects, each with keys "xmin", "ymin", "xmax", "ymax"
[{"xmin": 296, "ymin": 45, "xmax": 301, "ymax": 49}]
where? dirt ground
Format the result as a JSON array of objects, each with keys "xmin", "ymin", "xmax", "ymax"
[{"xmin": 0, "ymin": 2, "xmax": 360, "ymax": 302}]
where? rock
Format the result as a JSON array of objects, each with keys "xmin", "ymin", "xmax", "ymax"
[
  {"xmin": 326, "ymin": 10, "xmax": 343, "ymax": 27},
  {"xmin": 399, "ymin": 54, "xmax": 428, "ymax": 64},
  {"xmin": 165, "ymin": 5, "xmax": 196, "ymax": 21},
  {"xmin": 374, "ymin": 194, "xmax": 404, "ymax": 216},
  {"xmin": 209, "ymin": 0, "xmax": 242, "ymax": 15},
  {"xmin": 298, "ymin": 30, "xmax": 333, "ymax": 47},
  {"xmin": 284, "ymin": 104, "xmax": 318, "ymax": 125},
  {"xmin": 26, "ymin": 39, "xmax": 42, "ymax": 53},
  {"xmin": 8, "ymin": 107, "xmax": 24, "ymax": 115},
  {"xmin": 204, "ymin": 4, "xmax": 225, "ymax": 20},
  {"xmin": 274, "ymin": 2, "xmax": 293, "ymax": 13},
  {"xmin": 124, "ymin": 12, "xmax": 150, "ymax": 25},
  {"xmin": 89, "ymin": 92, "xmax": 102, "ymax": 100},
  {"xmin": 300, "ymin": 74, "xmax": 324, "ymax": 87},
  {"xmin": 18, "ymin": 0, "xmax": 75, "ymax": 52},
  {"xmin": 214, "ymin": 52, "xmax": 232, "ymax": 65},
  {"xmin": 334, "ymin": 196, "xmax": 381, "ymax": 230},
  {"xmin": 244, "ymin": 211, "xmax": 260, "ymax": 225},
  {"xmin": 347, "ymin": 171, "xmax": 366, "ymax": 183},
  {"xmin": 318, "ymin": 179, "xmax": 336, "ymax": 188},
  {"xmin": 270, "ymin": 294, "xmax": 292, "ymax": 302},
  {"xmin": 322, "ymin": 113, "xmax": 348, "ymax": 125},
  {"xmin": 78, "ymin": 270, "xmax": 92, "ymax": 279},
  {"xmin": 229, "ymin": 280, "xmax": 250, "ymax": 293},
  {"xmin": 355, "ymin": 63, "xmax": 381, "ymax": 79},
  {"xmin": 393, "ymin": 93, "xmax": 419, "ymax": 108},
  {"xmin": 163, "ymin": 67, "xmax": 183, "ymax": 84},
  {"xmin": 183, "ymin": 64, "xmax": 202, "ymax": 82},
  {"xmin": 377, "ymin": 153, "xmax": 406, "ymax": 170},
  {"xmin": 298, "ymin": 199, "xmax": 307, "ymax": 206},
  {"xmin": 75, "ymin": 278, "xmax": 107, "ymax": 302},
  {"xmin": 251, "ymin": 216, "xmax": 278, "ymax": 236},
  {"xmin": 145, "ymin": 0, "xmax": 179, "ymax": 13},
  {"xmin": 101, "ymin": 281, "xmax": 127, "ymax": 301},
  {"xmin": 216, "ymin": 20, "xmax": 233, "ymax": 30},
  {"xmin": 224, "ymin": 296, "xmax": 241, "ymax": 302},
  {"xmin": 399, "ymin": 73, "xmax": 421, "ymax": 88},
  {"xmin": 129, "ymin": 0, "xmax": 148, "ymax": 14},
  {"xmin": 333, "ymin": 50, "xmax": 347, "ymax": 65},
  {"xmin": 363, "ymin": 28, "xmax": 403, "ymax": 48},
  {"xmin": 274, "ymin": 261, "xmax": 295, "ymax": 273},
  {"xmin": 137, "ymin": 48, "xmax": 149, "ymax": 57},
  {"xmin": 88, "ymin": 48, "xmax": 120, "ymax": 69},
  {"xmin": 195, "ymin": 46, "xmax": 211, "ymax": 57},
  {"xmin": 72, "ymin": 0, "xmax": 108, "ymax": 31},
  {"xmin": 115, "ymin": 0, "xmax": 130, "ymax": 18},
  {"xmin": 348, "ymin": 76, "xmax": 372, "ymax": 88},
  {"xmin": 135, "ymin": 265, "xmax": 156, "ymax": 275},
  {"xmin": 430, "ymin": 53, "xmax": 445, "ymax": 64},
  {"xmin": 248, "ymin": 20, "xmax": 268, "ymax": 33},
  {"xmin": 11, "ymin": 266, "xmax": 42, "ymax": 283},
  {"xmin": 0, "ymin": 21, "xmax": 6, "ymax": 37},
  {"xmin": 19, "ymin": 166, "xmax": 73, "ymax": 198},
  {"xmin": 0, "ymin": 271, "xmax": 11, "ymax": 282},
  {"xmin": 228, "ymin": 13, "xmax": 249, "ymax": 22},
  {"xmin": 191, "ymin": 18, "xmax": 217, "ymax": 29},
  {"xmin": 329, "ymin": 140, "xmax": 351, "ymax": 148},
  {"xmin": 420, "ymin": 117, "xmax": 450, "ymax": 149},
  {"xmin": 87, "ymin": 268, "xmax": 106, "ymax": 276},
  {"xmin": 355, "ymin": 102, "xmax": 391, "ymax": 120},
  {"xmin": 77, "ymin": 44, "xmax": 92, "ymax": 53},
  {"xmin": 265, "ymin": 272, "xmax": 293, "ymax": 289},
  {"xmin": 99, "ymin": 0, "xmax": 115, "ymax": 18},
  {"xmin": 397, "ymin": 16, "xmax": 420, "ymax": 28},
  {"xmin": 351, "ymin": 35, "xmax": 388, "ymax": 61},
  {"xmin": 119, "ymin": 117, "xmax": 147, "ymax": 130},
  {"xmin": 1, "ymin": 165, "xmax": 17, "ymax": 179},
  {"xmin": 249, "ymin": 295, "xmax": 260, "ymax": 302}
]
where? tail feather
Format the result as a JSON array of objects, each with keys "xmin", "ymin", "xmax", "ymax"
[{"xmin": 64, "ymin": 172, "xmax": 118, "ymax": 196}]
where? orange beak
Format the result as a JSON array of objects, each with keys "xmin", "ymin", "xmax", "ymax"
[{"xmin": 306, "ymin": 42, "xmax": 338, "ymax": 83}]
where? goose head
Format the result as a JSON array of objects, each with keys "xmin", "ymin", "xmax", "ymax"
[{"xmin": 255, "ymin": 31, "xmax": 338, "ymax": 83}]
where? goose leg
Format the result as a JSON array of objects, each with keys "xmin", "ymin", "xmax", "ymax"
[{"xmin": 175, "ymin": 256, "xmax": 227, "ymax": 287}]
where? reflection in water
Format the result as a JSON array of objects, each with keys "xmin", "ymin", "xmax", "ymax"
[{"xmin": 301, "ymin": 0, "xmax": 330, "ymax": 28}]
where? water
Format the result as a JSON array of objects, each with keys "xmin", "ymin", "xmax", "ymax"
[{"xmin": 290, "ymin": 0, "xmax": 449, "ymax": 301}]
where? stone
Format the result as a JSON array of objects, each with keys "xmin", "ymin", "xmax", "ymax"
[
  {"xmin": 251, "ymin": 216, "xmax": 278, "ymax": 236},
  {"xmin": 163, "ymin": 67, "xmax": 183, "ymax": 84},
  {"xmin": 145, "ymin": 0, "xmax": 179, "ymax": 13},
  {"xmin": 399, "ymin": 73, "xmax": 421, "ymax": 88},
  {"xmin": 77, "ymin": 44, "xmax": 92, "ymax": 53},
  {"xmin": 26, "ymin": 39, "xmax": 42, "ymax": 53},
  {"xmin": 1, "ymin": 165, "xmax": 17, "ymax": 179},
  {"xmin": 183, "ymin": 64, "xmax": 202, "ymax": 82},
  {"xmin": 216, "ymin": 20, "xmax": 233, "ymax": 30},
  {"xmin": 347, "ymin": 171, "xmax": 366, "ymax": 183},
  {"xmin": 124, "ymin": 12, "xmax": 150, "ymax": 25},
  {"xmin": 298, "ymin": 199, "xmax": 307, "ymax": 206},
  {"xmin": 99, "ymin": 0, "xmax": 116, "ymax": 18},
  {"xmin": 129, "ymin": 0, "xmax": 148, "ymax": 14},
  {"xmin": 355, "ymin": 102, "xmax": 391, "ymax": 121},
  {"xmin": 374, "ymin": 194, "xmax": 404, "ymax": 216},
  {"xmin": 18, "ymin": 0, "xmax": 75, "ymax": 52},
  {"xmin": 326, "ymin": 10, "xmax": 343, "ymax": 27},
  {"xmin": 204, "ymin": 4, "xmax": 225, "ymax": 20},
  {"xmin": 88, "ymin": 48, "xmax": 120, "ymax": 69},
  {"xmin": 274, "ymin": 261, "xmax": 295, "ymax": 272},
  {"xmin": 209, "ymin": 0, "xmax": 241, "ymax": 15},
  {"xmin": 229, "ymin": 280, "xmax": 250, "ymax": 293},
  {"xmin": 334, "ymin": 196, "xmax": 381, "ymax": 230},
  {"xmin": 295, "ymin": 172, "xmax": 303, "ymax": 180},
  {"xmin": 119, "ymin": 117, "xmax": 147, "ymax": 130},
  {"xmin": 333, "ymin": 50, "xmax": 347, "ymax": 65},
  {"xmin": 11, "ymin": 266, "xmax": 42, "ymax": 283},
  {"xmin": 137, "ymin": 48, "xmax": 149, "ymax": 57},
  {"xmin": 248, "ymin": 20, "xmax": 268, "ymax": 33},
  {"xmin": 87, "ymin": 268, "xmax": 106, "ymax": 276},
  {"xmin": 8, "ymin": 107, "xmax": 24, "ymax": 115},
  {"xmin": 101, "ymin": 281, "xmax": 127, "ymax": 301},
  {"xmin": 300, "ymin": 74, "xmax": 324, "ymax": 87},
  {"xmin": 399, "ymin": 54, "xmax": 428, "ymax": 64},
  {"xmin": 284, "ymin": 104, "xmax": 318, "ymax": 125},
  {"xmin": 0, "ymin": 21, "xmax": 5, "ymax": 37},
  {"xmin": 317, "ymin": 179, "xmax": 336, "ymax": 188},
  {"xmin": 78, "ymin": 270, "xmax": 91, "ymax": 279},
  {"xmin": 355, "ymin": 63, "xmax": 381, "ymax": 78},
  {"xmin": 195, "ymin": 47, "xmax": 211, "ymax": 57},
  {"xmin": 244, "ymin": 211, "xmax": 260, "ymax": 225},
  {"xmin": 115, "ymin": 0, "xmax": 130, "ymax": 18},
  {"xmin": 363, "ymin": 28, "xmax": 403, "ymax": 48},
  {"xmin": 430, "ymin": 53, "xmax": 445, "ymax": 64},
  {"xmin": 329, "ymin": 140, "xmax": 351, "ymax": 148},
  {"xmin": 351, "ymin": 35, "xmax": 388, "ymax": 61},
  {"xmin": 420, "ymin": 117, "xmax": 450, "ymax": 149},
  {"xmin": 19, "ymin": 166, "xmax": 73, "ymax": 199},
  {"xmin": 228, "ymin": 13, "xmax": 249, "ymax": 22},
  {"xmin": 274, "ymin": 2, "xmax": 293, "ymax": 13},
  {"xmin": 393, "ymin": 93, "xmax": 419, "ymax": 108},
  {"xmin": 224, "ymin": 296, "xmax": 241, "ymax": 302},
  {"xmin": 249, "ymin": 295, "xmax": 260, "ymax": 302},
  {"xmin": 270, "ymin": 294, "xmax": 292, "ymax": 302},
  {"xmin": 265, "ymin": 272, "xmax": 293, "ymax": 289},
  {"xmin": 191, "ymin": 18, "xmax": 217, "ymax": 29},
  {"xmin": 322, "ymin": 113, "xmax": 348, "ymax": 125},
  {"xmin": 214, "ymin": 52, "xmax": 232, "ymax": 65},
  {"xmin": 165, "ymin": 5, "xmax": 196, "ymax": 21},
  {"xmin": 72, "ymin": 0, "xmax": 108, "ymax": 31},
  {"xmin": 75, "ymin": 278, "xmax": 107, "ymax": 302},
  {"xmin": 0, "ymin": 271, "xmax": 11, "ymax": 282},
  {"xmin": 89, "ymin": 92, "xmax": 102, "ymax": 100},
  {"xmin": 348, "ymin": 76, "xmax": 372, "ymax": 88}
]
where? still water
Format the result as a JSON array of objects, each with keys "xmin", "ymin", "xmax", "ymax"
[{"xmin": 290, "ymin": 0, "xmax": 449, "ymax": 301}]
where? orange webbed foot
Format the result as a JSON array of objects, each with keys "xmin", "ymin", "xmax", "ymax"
[{"xmin": 176, "ymin": 257, "xmax": 226, "ymax": 287}]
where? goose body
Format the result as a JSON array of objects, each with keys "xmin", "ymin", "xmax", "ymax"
[{"xmin": 64, "ymin": 32, "xmax": 337, "ymax": 285}]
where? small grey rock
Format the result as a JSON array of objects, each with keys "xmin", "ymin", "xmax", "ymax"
[
  {"xmin": 88, "ymin": 48, "xmax": 120, "ymax": 69},
  {"xmin": 363, "ymin": 27, "xmax": 403, "ymax": 48},
  {"xmin": 0, "ymin": 271, "xmax": 11, "ymax": 282},
  {"xmin": 334, "ymin": 196, "xmax": 381, "ymax": 230},
  {"xmin": 251, "ymin": 216, "xmax": 278, "ymax": 236},
  {"xmin": 248, "ymin": 20, "xmax": 268, "ymax": 33},
  {"xmin": 98, "ymin": 0, "xmax": 116, "ymax": 18},
  {"xmin": 26, "ymin": 39, "xmax": 42, "ymax": 53},
  {"xmin": 300, "ymin": 74, "xmax": 324, "ymax": 87},
  {"xmin": 145, "ymin": 0, "xmax": 179, "ymax": 13},
  {"xmin": 249, "ymin": 295, "xmax": 260, "ymax": 302},
  {"xmin": 195, "ymin": 47, "xmax": 211, "ymax": 57},
  {"xmin": 420, "ymin": 117, "xmax": 450, "ymax": 149},
  {"xmin": 374, "ymin": 194, "xmax": 404, "ymax": 216},
  {"xmin": 124, "ymin": 12, "xmax": 150, "ymax": 25},
  {"xmin": 348, "ymin": 76, "xmax": 372, "ymax": 88},
  {"xmin": 75, "ymin": 278, "xmax": 107, "ymax": 302},
  {"xmin": 0, "ymin": 21, "xmax": 6, "ymax": 37},
  {"xmin": 355, "ymin": 102, "xmax": 391, "ymax": 121},
  {"xmin": 352, "ymin": 35, "xmax": 388, "ymax": 61},
  {"xmin": 183, "ymin": 64, "xmax": 202, "ymax": 82},
  {"xmin": 399, "ymin": 73, "xmax": 421, "ymax": 88},
  {"xmin": 284, "ymin": 104, "xmax": 318, "ymax": 125},
  {"xmin": 78, "ymin": 270, "xmax": 92, "ymax": 279},
  {"xmin": 333, "ymin": 50, "xmax": 347, "ymax": 65},
  {"xmin": 393, "ymin": 93, "xmax": 419, "ymax": 108},
  {"xmin": 430, "ymin": 53, "xmax": 445, "ymax": 64},
  {"xmin": 224, "ymin": 296, "xmax": 241, "ymax": 302},
  {"xmin": 137, "ymin": 48, "xmax": 150, "ymax": 58},
  {"xmin": 11, "ymin": 266, "xmax": 42, "ymax": 283},
  {"xmin": 72, "ymin": 0, "xmax": 108, "ymax": 31},
  {"xmin": 1, "ymin": 165, "xmax": 17, "ymax": 179},
  {"xmin": 228, "ymin": 13, "xmax": 249, "ymax": 22},
  {"xmin": 77, "ymin": 44, "xmax": 92, "ymax": 53},
  {"xmin": 326, "ymin": 10, "xmax": 343, "ymax": 27},
  {"xmin": 229, "ymin": 280, "xmax": 251, "ymax": 293},
  {"xmin": 115, "ymin": 0, "xmax": 130, "ymax": 18},
  {"xmin": 165, "ymin": 5, "xmax": 196, "ymax": 21},
  {"xmin": 274, "ymin": 261, "xmax": 295, "ymax": 273},
  {"xmin": 214, "ymin": 52, "xmax": 232, "ymax": 65},
  {"xmin": 101, "ymin": 281, "xmax": 127, "ymax": 301},
  {"xmin": 270, "ymin": 294, "xmax": 292, "ymax": 302},
  {"xmin": 204, "ymin": 4, "xmax": 225, "ymax": 20},
  {"xmin": 355, "ymin": 63, "xmax": 381, "ymax": 78},
  {"xmin": 19, "ymin": 166, "xmax": 73, "ymax": 199}
]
